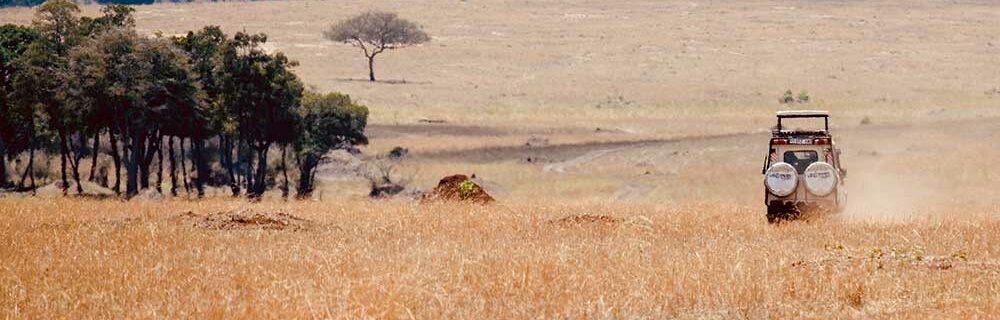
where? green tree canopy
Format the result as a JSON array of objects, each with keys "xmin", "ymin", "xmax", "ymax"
[
  {"xmin": 218, "ymin": 32, "xmax": 304, "ymax": 197},
  {"xmin": 0, "ymin": 24, "xmax": 40, "ymax": 157},
  {"xmin": 294, "ymin": 91, "xmax": 368, "ymax": 198},
  {"xmin": 67, "ymin": 27, "xmax": 201, "ymax": 197},
  {"xmin": 0, "ymin": 24, "xmax": 40, "ymax": 187},
  {"xmin": 172, "ymin": 26, "xmax": 225, "ymax": 139}
]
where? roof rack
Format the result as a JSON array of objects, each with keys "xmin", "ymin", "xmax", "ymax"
[
  {"xmin": 776, "ymin": 110, "xmax": 829, "ymax": 118},
  {"xmin": 775, "ymin": 110, "xmax": 829, "ymax": 131}
]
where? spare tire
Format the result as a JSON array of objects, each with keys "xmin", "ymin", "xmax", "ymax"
[
  {"xmin": 765, "ymin": 162, "xmax": 798, "ymax": 197},
  {"xmin": 804, "ymin": 161, "xmax": 837, "ymax": 196}
]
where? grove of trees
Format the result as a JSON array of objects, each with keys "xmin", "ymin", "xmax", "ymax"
[{"xmin": 0, "ymin": 0, "xmax": 369, "ymax": 200}]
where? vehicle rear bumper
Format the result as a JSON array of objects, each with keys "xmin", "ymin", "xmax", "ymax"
[
  {"xmin": 765, "ymin": 185, "xmax": 843, "ymax": 208},
  {"xmin": 767, "ymin": 199, "xmax": 836, "ymax": 207}
]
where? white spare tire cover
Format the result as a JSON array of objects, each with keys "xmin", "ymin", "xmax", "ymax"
[
  {"xmin": 804, "ymin": 162, "xmax": 837, "ymax": 196},
  {"xmin": 765, "ymin": 162, "xmax": 798, "ymax": 197}
]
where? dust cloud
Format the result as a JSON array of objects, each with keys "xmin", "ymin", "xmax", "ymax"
[{"xmin": 837, "ymin": 119, "xmax": 1000, "ymax": 222}]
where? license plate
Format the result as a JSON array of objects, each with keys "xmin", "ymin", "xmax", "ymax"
[{"xmin": 789, "ymin": 138, "xmax": 813, "ymax": 145}]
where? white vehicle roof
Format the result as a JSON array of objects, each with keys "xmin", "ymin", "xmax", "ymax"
[{"xmin": 776, "ymin": 110, "xmax": 829, "ymax": 117}]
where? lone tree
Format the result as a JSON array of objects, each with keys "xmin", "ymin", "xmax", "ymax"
[{"xmin": 324, "ymin": 11, "xmax": 429, "ymax": 81}]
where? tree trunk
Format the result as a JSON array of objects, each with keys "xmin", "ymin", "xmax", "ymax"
[
  {"xmin": 296, "ymin": 155, "xmax": 318, "ymax": 199},
  {"xmin": 59, "ymin": 131, "xmax": 69, "ymax": 196},
  {"xmin": 239, "ymin": 140, "xmax": 252, "ymax": 196},
  {"xmin": 139, "ymin": 133, "xmax": 159, "ymax": 191},
  {"xmin": 225, "ymin": 136, "xmax": 239, "ymax": 197},
  {"xmin": 139, "ymin": 154, "xmax": 149, "ymax": 190},
  {"xmin": 192, "ymin": 138, "xmax": 207, "ymax": 198},
  {"xmin": 27, "ymin": 145, "xmax": 35, "ymax": 195},
  {"xmin": 17, "ymin": 152, "xmax": 28, "ymax": 189},
  {"xmin": 88, "ymin": 131, "xmax": 100, "ymax": 182},
  {"xmin": 179, "ymin": 137, "xmax": 190, "ymax": 194},
  {"xmin": 0, "ymin": 143, "xmax": 8, "ymax": 188},
  {"xmin": 280, "ymin": 146, "xmax": 289, "ymax": 199},
  {"xmin": 233, "ymin": 139, "xmax": 240, "ymax": 188},
  {"xmin": 109, "ymin": 130, "xmax": 122, "ymax": 195},
  {"xmin": 252, "ymin": 143, "xmax": 270, "ymax": 197},
  {"xmin": 71, "ymin": 133, "xmax": 85, "ymax": 195},
  {"xmin": 122, "ymin": 134, "xmax": 130, "ymax": 191},
  {"xmin": 244, "ymin": 141, "xmax": 255, "ymax": 198},
  {"xmin": 17, "ymin": 144, "xmax": 34, "ymax": 190},
  {"xmin": 126, "ymin": 133, "xmax": 141, "ymax": 198},
  {"xmin": 138, "ymin": 137, "xmax": 148, "ymax": 191},
  {"xmin": 156, "ymin": 136, "xmax": 164, "ymax": 194},
  {"xmin": 220, "ymin": 134, "xmax": 232, "ymax": 188},
  {"xmin": 368, "ymin": 55, "xmax": 376, "ymax": 81},
  {"xmin": 168, "ymin": 136, "xmax": 177, "ymax": 197}
]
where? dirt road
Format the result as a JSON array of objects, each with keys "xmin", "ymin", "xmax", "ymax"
[{"xmin": 394, "ymin": 116, "xmax": 1000, "ymax": 212}]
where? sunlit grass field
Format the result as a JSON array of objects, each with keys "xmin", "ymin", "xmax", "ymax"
[
  {"xmin": 3, "ymin": 0, "xmax": 1000, "ymax": 318},
  {"xmin": 2, "ymin": 198, "xmax": 999, "ymax": 318}
]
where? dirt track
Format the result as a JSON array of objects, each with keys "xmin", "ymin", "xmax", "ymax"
[
  {"xmin": 392, "ymin": 116, "xmax": 1000, "ymax": 210},
  {"xmin": 415, "ymin": 116, "xmax": 999, "ymax": 163}
]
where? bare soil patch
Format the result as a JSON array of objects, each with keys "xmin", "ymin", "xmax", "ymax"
[
  {"xmin": 790, "ymin": 255, "xmax": 998, "ymax": 273},
  {"xmin": 417, "ymin": 133, "xmax": 747, "ymax": 163},
  {"xmin": 366, "ymin": 124, "xmax": 507, "ymax": 139},
  {"xmin": 180, "ymin": 209, "xmax": 313, "ymax": 231},
  {"xmin": 550, "ymin": 214, "xmax": 624, "ymax": 226}
]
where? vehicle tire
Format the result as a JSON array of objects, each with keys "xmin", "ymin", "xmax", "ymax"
[
  {"xmin": 786, "ymin": 204, "xmax": 803, "ymax": 220},
  {"xmin": 767, "ymin": 203, "xmax": 804, "ymax": 223},
  {"xmin": 767, "ymin": 204, "xmax": 786, "ymax": 223}
]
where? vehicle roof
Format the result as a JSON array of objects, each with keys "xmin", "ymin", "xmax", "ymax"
[
  {"xmin": 772, "ymin": 129, "xmax": 829, "ymax": 136},
  {"xmin": 776, "ymin": 110, "xmax": 829, "ymax": 118}
]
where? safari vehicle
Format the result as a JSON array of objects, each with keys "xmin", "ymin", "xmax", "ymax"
[{"xmin": 762, "ymin": 110, "xmax": 846, "ymax": 222}]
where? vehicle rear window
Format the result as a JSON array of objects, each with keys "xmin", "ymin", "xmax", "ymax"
[{"xmin": 784, "ymin": 150, "xmax": 818, "ymax": 174}]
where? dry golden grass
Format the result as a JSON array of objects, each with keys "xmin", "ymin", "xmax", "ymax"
[
  {"xmin": 3, "ymin": 1, "xmax": 1000, "ymax": 317},
  {"xmin": 2, "ymin": 198, "xmax": 999, "ymax": 318}
]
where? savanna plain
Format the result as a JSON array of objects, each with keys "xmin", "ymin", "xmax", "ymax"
[{"xmin": 3, "ymin": 0, "xmax": 1000, "ymax": 318}]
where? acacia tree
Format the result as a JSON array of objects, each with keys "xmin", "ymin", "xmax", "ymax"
[
  {"xmin": 324, "ymin": 11, "xmax": 429, "ymax": 81},
  {"xmin": 294, "ymin": 91, "xmax": 368, "ymax": 199}
]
